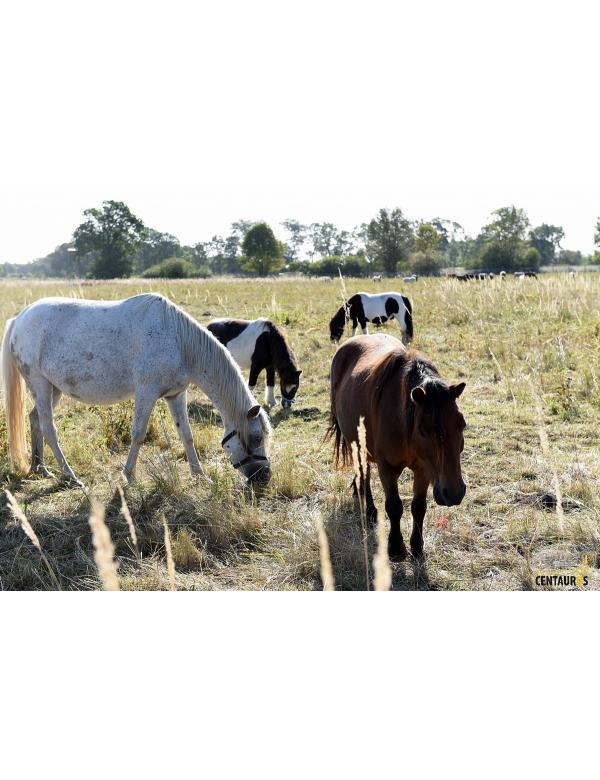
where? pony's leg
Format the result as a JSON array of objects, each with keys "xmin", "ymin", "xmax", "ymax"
[
  {"xmin": 265, "ymin": 365, "xmax": 276, "ymax": 407},
  {"xmin": 30, "ymin": 387, "xmax": 62, "ymax": 476},
  {"xmin": 359, "ymin": 317, "xmax": 369, "ymax": 335},
  {"xmin": 409, "ymin": 469, "xmax": 430, "ymax": 558},
  {"xmin": 166, "ymin": 391, "xmax": 201, "ymax": 476},
  {"xmin": 123, "ymin": 390, "xmax": 159, "ymax": 481},
  {"xmin": 378, "ymin": 461, "xmax": 406, "ymax": 561},
  {"xmin": 248, "ymin": 363, "xmax": 260, "ymax": 400},
  {"xmin": 30, "ymin": 380, "xmax": 81, "ymax": 486},
  {"xmin": 351, "ymin": 318, "xmax": 358, "ymax": 337},
  {"xmin": 397, "ymin": 317, "xmax": 408, "ymax": 345}
]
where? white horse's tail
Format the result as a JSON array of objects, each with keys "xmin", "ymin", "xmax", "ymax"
[{"xmin": 1, "ymin": 318, "xmax": 28, "ymax": 473}]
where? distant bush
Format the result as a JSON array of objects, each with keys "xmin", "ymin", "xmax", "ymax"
[
  {"xmin": 142, "ymin": 257, "xmax": 204, "ymax": 278},
  {"xmin": 477, "ymin": 242, "xmax": 515, "ymax": 272},
  {"xmin": 409, "ymin": 250, "xmax": 442, "ymax": 276},
  {"xmin": 517, "ymin": 247, "xmax": 542, "ymax": 271},
  {"xmin": 287, "ymin": 255, "xmax": 369, "ymax": 277}
]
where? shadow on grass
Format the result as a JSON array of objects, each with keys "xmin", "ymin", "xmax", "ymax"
[{"xmin": 322, "ymin": 497, "xmax": 435, "ymax": 591}]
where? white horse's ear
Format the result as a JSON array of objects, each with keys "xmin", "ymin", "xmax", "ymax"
[
  {"xmin": 411, "ymin": 386, "xmax": 427, "ymax": 405},
  {"xmin": 247, "ymin": 405, "xmax": 261, "ymax": 418},
  {"xmin": 449, "ymin": 382, "xmax": 466, "ymax": 399}
]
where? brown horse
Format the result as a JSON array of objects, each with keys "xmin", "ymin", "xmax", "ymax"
[{"xmin": 329, "ymin": 334, "xmax": 466, "ymax": 561}]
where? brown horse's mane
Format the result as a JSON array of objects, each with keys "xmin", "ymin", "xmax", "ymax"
[
  {"xmin": 375, "ymin": 349, "xmax": 452, "ymax": 442},
  {"xmin": 267, "ymin": 322, "xmax": 300, "ymax": 376}
]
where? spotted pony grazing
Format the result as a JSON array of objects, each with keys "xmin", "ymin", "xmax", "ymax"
[
  {"xmin": 207, "ymin": 318, "xmax": 302, "ymax": 408},
  {"xmin": 329, "ymin": 291, "xmax": 413, "ymax": 344}
]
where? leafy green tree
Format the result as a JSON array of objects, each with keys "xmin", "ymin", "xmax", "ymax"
[
  {"xmin": 477, "ymin": 206, "xmax": 530, "ymax": 271},
  {"xmin": 528, "ymin": 224, "xmax": 564, "ymax": 265},
  {"xmin": 517, "ymin": 246, "xmax": 542, "ymax": 271},
  {"xmin": 366, "ymin": 208, "xmax": 414, "ymax": 274},
  {"xmin": 558, "ymin": 249, "xmax": 583, "ymax": 266},
  {"xmin": 409, "ymin": 250, "xmax": 443, "ymax": 276},
  {"xmin": 309, "ymin": 223, "xmax": 339, "ymax": 259},
  {"xmin": 431, "ymin": 219, "xmax": 465, "ymax": 266},
  {"xmin": 136, "ymin": 229, "xmax": 181, "ymax": 271},
  {"xmin": 481, "ymin": 206, "xmax": 529, "ymax": 250},
  {"xmin": 74, "ymin": 200, "xmax": 146, "ymax": 278},
  {"xmin": 281, "ymin": 219, "xmax": 308, "ymax": 261},
  {"xmin": 415, "ymin": 223, "xmax": 440, "ymax": 254},
  {"xmin": 478, "ymin": 242, "xmax": 515, "ymax": 273},
  {"xmin": 241, "ymin": 222, "xmax": 284, "ymax": 276}
]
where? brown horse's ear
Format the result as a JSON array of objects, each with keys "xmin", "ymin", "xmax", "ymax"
[
  {"xmin": 247, "ymin": 405, "xmax": 261, "ymax": 418},
  {"xmin": 449, "ymin": 382, "xmax": 466, "ymax": 399},
  {"xmin": 411, "ymin": 386, "xmax": 427, "ymax": 405}
]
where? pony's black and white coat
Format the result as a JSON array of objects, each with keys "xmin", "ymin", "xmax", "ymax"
[
  {"xmin": 329, "ymin": 292, "xmax": 413, "ymax": 344},
  {"xmin": 207, "ymin": 317, "xmax": 302, "ymax": 408}
]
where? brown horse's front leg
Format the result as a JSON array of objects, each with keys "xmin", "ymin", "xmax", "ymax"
[
  {"xmin": 378, "ymin": 461, "xmax": 406, "ymax": 561},
  {"xmin": 410, "ymin": 470, "xmax": 430, "ymax": 558}
]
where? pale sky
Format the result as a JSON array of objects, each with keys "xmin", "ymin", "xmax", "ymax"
[{"xmin": 1, "ymin": 0, "xmax": 598, "ymax": 264}]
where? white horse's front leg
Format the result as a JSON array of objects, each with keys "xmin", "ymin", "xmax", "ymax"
[
  {"xmin": 166, "ymin": 391, "xmax": 201, "ymax": 475},
  {"xmin": 361, "ymin": 323, "xmax": 369, "ymax": 335},
  {"xmin": 123, "ymin": 391, "xmax": 159, "ymax": 481}
]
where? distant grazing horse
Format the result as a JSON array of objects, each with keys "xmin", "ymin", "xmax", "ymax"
[
  {"xmin": 329, "ymin": 333, "xmax": 466, "ymax": 560},
  {"xmin": 402, "ymin": 275, "xmax": 418, "ymax": 283},
  {"xmin": 1, "ymin": 294, "xmax": 272, "ymax": 485},
  {"xmin": 207, "ymin": 318, "xmax": 302, "ymax": 408},
  {"xmin": 372, "ymin": 274, "xmax": 382, "ymax": 282},
  {"xmin": 329, "ymin": 292, "xmax": 413, "ymax": 344}
]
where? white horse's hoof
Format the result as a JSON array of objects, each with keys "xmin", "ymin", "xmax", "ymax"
[{"xmin": 63, "ymin": 475, "xmax": 85, "ymax": 489}]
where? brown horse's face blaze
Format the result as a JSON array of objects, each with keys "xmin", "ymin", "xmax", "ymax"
[{"xmin": 411, "ymin": 382, "xmax": 467, "ymax": 506}]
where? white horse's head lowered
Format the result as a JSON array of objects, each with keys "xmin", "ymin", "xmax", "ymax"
[{"xmin": 221, "ymin": 405, "xmax": 272, "ymax": 483}]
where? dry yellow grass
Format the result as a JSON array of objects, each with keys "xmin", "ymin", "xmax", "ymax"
[
  {"xmin": 0, "ymin": 273, "xmax": 598, "ymax": 590},
  {"xmin": 88, "ymin": 502, "xmax": 119, "ymax": 591}
]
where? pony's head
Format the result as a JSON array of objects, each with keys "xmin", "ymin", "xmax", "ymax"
[
  {"xmin": 410, "ymin": 380, "xmax": 467, "ymax": 506},
  {"xmin": 280, "ymin": 366, "xmax": 302, "ymax": 408},
  {"xmin": 329, "ymin": 306, "xmax": 347, "ymax": 342},
  {"xmin": 222, "ymin": 405, "xmax": 272, "ymax": 484}
]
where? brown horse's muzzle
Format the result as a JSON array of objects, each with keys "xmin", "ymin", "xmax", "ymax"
[{"xmin": 433, "ymin": 480, "xmax": 466, "ymax": 507}]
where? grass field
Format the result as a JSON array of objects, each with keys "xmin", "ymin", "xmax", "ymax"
[{"xmin": 0, "ymin": 274, "xmax": 599, "ymax": 591}]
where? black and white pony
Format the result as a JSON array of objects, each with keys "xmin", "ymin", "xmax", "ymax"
[
  {"xmin": 329, "ymin": 292, "xmax": 413, "ymax": 344},
  {"xmin": 207, "ymin": 318, "xmax": 302, "ymax": 408}
]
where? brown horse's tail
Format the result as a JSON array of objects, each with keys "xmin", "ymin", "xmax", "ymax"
[{"xmin": 326, "ymin": 404, "xmax": 349, "ymax": 467}]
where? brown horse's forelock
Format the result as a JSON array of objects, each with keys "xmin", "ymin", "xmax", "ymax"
[{"xmin": 374, "ymin": 351, "xmax": 450, "ymax": 439}]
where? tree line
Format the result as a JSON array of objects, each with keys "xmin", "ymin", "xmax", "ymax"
[{"xmin": 2, "ymin": 200, "xmax": 599, "ymax": 279}]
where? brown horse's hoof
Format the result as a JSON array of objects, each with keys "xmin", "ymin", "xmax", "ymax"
[{"xmin": 388, "ymin": 540, "xmax": 407, "ymax": 562}]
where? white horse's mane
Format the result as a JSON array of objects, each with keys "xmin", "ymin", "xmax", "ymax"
[{"xmin": 136, "ymin": 294, "xmax": 271, "ymax": 449}]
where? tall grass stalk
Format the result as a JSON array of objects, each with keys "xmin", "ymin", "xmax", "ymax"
[
  {"xmin": 351, "ymin": 416, "xmax": 370, "ymax": 590},
  {"xmin": 315, "ymin": 512, "xmax": 335, "ymax": 591},
  {"xmin": 162, "ymin": 515, "xmax": 177, "ymax": 591},
  {"xmin": 5, "ymin": 490, "xmax": 62, "ymax": 590},
  {"xmin": 88, "ymin": 502, "xmax": 120, "ymax": 591},
  {"xmin": 117, "ymin": 486, "xmax": 140, "ymax": 563}
]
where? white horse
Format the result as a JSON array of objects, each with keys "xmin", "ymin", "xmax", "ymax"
[{"xmin": 1, "ymin": 293, "xmax": 272, "ymax": 485}]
